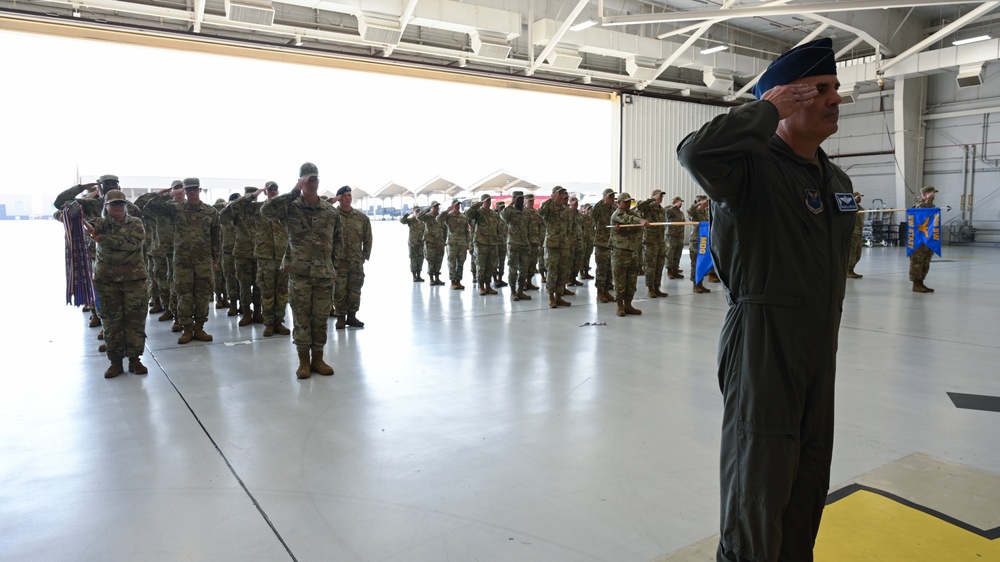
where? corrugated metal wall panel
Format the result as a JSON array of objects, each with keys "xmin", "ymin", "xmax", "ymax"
[{"xmin": 618, "ymin": 95, "xmax": 727, "ymax": 205}]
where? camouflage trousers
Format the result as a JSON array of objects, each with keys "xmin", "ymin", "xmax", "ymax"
[
  {"xmin": 256, "ymin": 258, "xmax": 288, "ymax": 326},
  {"xmin": 612, "ymin": 247, "xmax": 639, "ymax": 300},
  {"xmin": 536, "ymin": 246, "xmax": 547, "ymax": 275},
  {"xmin": 447, "ymin": 244, "xmax": 469, "ymax": 283},
  {"xmin": 506, "ymin": 244, "xmax": 532, "ymax": 286},
  {"xmin": 214, "ymin": 257, "xmax": 226, "ymax": 298},
  {"xmin": 529, "ymin": 244, "xmax": 541, "ymax": 276},
  {"xmin": 474, "ymin": 243, "xmax": 498, "ymax": 284},
  {"xmin": 408, "ymin": 241, "xmax": 424, "ymax": 274},
  {"xmin": 334, "ymin": 259, "xmax": 365, "ymax": 315},
  {"xmin": 496, "ymin": 245, "xmax": 507, "ymax": 279},
  {"xmin": 594, "ymin": 245, "xmax": 612, "ymax": 291},
  {"xmin": 689, "ymin": 236, "xmax": 714, "ymax": 281},
  {"xmin": 544, "ymin": 246, "xmax": 571, "ymax": 294},
  {"xmin": 666, "ymin": 235, "xmax": 684, "ymax": 271},
  {"xmin": 95, "ymin": 279, "xmax": 148, "ymax": 361},
  {"xmin": 643, "ymin": 243, "xmax": 666, "ymax": 289},
  {"xmin": 573, "ymin": 241, "xmax": 589, "ymax": 275},
  {"xmin": 235, "ymin": 256, "xmax": 260, "ymax": 311},
  {"xmin": 580, "ymin": 242, "xmax": 594, "ymax": 274},
  {"xmin": 223, "ymin": 251, "xmax": 239, "ymax": 306},
  {"xmin": 425, "ymin": 241, "xmax": 445, "ymax": 276},
  {"xmin": 153, "ymin": 253, "xmax": 175, "ymax": 313},
  {"xmin": 909, "ymin": 246, "xmax": 932, "ymax": 281},
  {"xmin": 849, "ymin": 232, "xmax": 863, "ymax": 270},
  {"xmin": 174, "ymin": 262, "xmax": 214, "ymax": 327},
  {"xmin": 288, "ymin": 273, "xmax": 333, "ymax": 351},
  {"xmin": 146, "ymin": 254, "xmax": 160, "ymax": 303}
]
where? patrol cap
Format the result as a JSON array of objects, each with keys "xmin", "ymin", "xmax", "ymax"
[
  {"xmin": 104, "ymin": 189, "xmax": 126, "ymax": 204},
  {"xmin": 182, "ymin": 177, "xmax": 200, "ymax": 190},
  {"xmin": 753, "ymin": 38, "xmax": 837, "ymax": 100},
  {"xmin": 525, "ymin": 194, "xmax": 535, "ymax": 200},
  {"xmin": 214, "ymin": 198, "xmax": 226, "ymax": 206},
  {"xmin": 98, "ymin": 174, "xmax": 120, "ymax": 184},
  {"xmin": 651, "ymin": 189, "xmax": 665, "ymax": 198},
  {"xmin": 299, "ymin": 162, "xmax": 319, "ymax": 179},
  {"xmin": 921, "ymin": 186, "xmax": 938, "ymax": 195},
  {"xmin": 170, "ymin": 180, "xmax": 184, "ymax": 189},
  {"xmin": 569, "ymin": 196, "xmax": 579, "ymax": 203},
  {"xmin": 451, "ymin": 198, "xmax": 462, "ymax": 206},
  {"xmin": 672, "ymin": 195, "xmax": 684, "ymax": 203},
  {"xmin": 853, "ymin": 191, "xmax": 863, "ymax": 198},
  {"xmin": 228, "ymin": 193, "xmax": 240, "ymax": 202},
  {"xmin": 619, "ymin": 192, "xmax": 634, "ymax": 202},
  {"xmin": 495, "ymin": 201, "xmax": 506, "ymax": 209},
  {"xmin": 695, "ymin": 194, "xmax": 709, "ymax": 202},
  {"xmin": 244, "ymin": 186, "xmax": 257, "ymax": 194},
  {"xmin": 265, "ymin": 181, "xmax": 278, "ymax": 191},
  {"xmin": 602, "ymin": 188, "xmax": 616, "ymax": 197},
  {"xmin": 336, "ymin": 185, "xmax": 352, "ymax": 196},
  {"xmin": 582, "ymin": 203, "xmax": 592, "ymax": 209},
  {"xmin": 511, "ymin": 191, "xmax": 524, "ymax": 198},
  {"xmin": 480, "ymin": 193, "xmax": 491, "ymax": 201},
  {"xmin": 551, "ymin": 185, "xmax": 568, "ymax": 195},
  {"xmin": 430, "ymin": 200, "xmax": 440, "ymax": 207}
]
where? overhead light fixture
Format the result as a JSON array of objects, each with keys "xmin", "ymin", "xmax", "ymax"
[
  {"xmin": 294, "ymin": 35, "xmax": 302, "ymax": 46},
  {"xmin": 570, "ymin": 18, "xmax": 598, "ymax": 32},
  {"xmin": 952, "ymin": 34, "xmax": 991, "ymax": 46},
  {"xmin": 700, "ymin": 44, "xmax": 728, "ymax": 55}
]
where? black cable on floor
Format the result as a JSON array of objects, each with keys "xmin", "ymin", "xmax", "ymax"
[{"xmin": 150, "ymin": 352, "xmax": 298, "ymax": 562}]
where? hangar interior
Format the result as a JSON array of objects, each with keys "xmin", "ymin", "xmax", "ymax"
[{"xmin": 2, "ymin": 0, "xmax": 1000, "ymax": 560}]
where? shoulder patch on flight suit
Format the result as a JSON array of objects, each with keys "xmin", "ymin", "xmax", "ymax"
[
  {"xmin": 804, "ymin": 189, "xmax": 824, "ymax": 214},
  {"xmin": 835, "ymin": 193, "xmax": 858, "ymax": 212}
]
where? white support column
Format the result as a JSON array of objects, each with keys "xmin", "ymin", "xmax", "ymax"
[{"xmin": 893, "ymin": 76, "xmax": 927, "ymax": 208}]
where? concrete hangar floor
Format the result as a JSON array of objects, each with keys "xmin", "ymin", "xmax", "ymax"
[{"xmin": 2, "ymin": 219, "xmax": 998, "ymax": 561}]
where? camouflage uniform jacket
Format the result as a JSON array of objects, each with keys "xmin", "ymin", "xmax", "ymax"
[
  {"xmin": 134, "ymin": 192, "xmax": 158, "ymax": 255},
  {"xmin": 90, "ymin": 215, "xmax": 147, "ymax": 283},
  {"xmin": 230, "ymin": 195, "xmax": 288, "ymax": 261},
  {"xmin": 570, "ymin": 209, "xmax": 584, "ymax": 244},
  {"xmin": 465, "ymin": 202, "xmax": 502, "ymax": 245},
  {"xmin": 220, "ymin": 200, "xmax": 257, "ymax": 259},
  {"xmin": 664, "ymin": 206, "xmax": 685, "ymax": 237},
  {"xmin": 418, "ymin": 209, "xmax": 447, "ymax": 246},
  {"xmin": 635, "ymin": 199, "xmax": 666, "ymax": 245},
  {"xmin": 260, "ymin": 191, "xmax": 342, "ymax": 278},
  {"xmin": 581, "ymin": 213, "xmax": 596, "ymax": 246},
  {"xmin": 538, "ymin": 199, "xmax": 572, "ymax": 248},
  {"xmin": 143, "ymin": 197, "xmax": 178, "ymax": 259},
  {"xmin": 53, "ymin": 184, "xmax": 143, "ymax": 220},
  {"xmin": 439, "ymin": 210, "xmax": 470, "ymax": 248},
  {"xmin": 590, "ymin": 200, "xmax": 613, "ymax": 248},
  {"xmin": 610, "ymin": 208, "xmax": 645, "ymax": 253},
  {"xmin": 854, "ymin": 204, "xmax": 865, "ymax": 234},
  {"xmin": 400, "ymin": 213, "xmax": 426, "ymax": 245},
  {"xmin": 688, "ymin": 203, "xmax": 709, "ymax": 245},
  {"xmin": 336, "ymin": 207, "xmax": 373, "ymax": 263},
  {"xmin": 143, "ymin": 196, "xmax": 222, "ymax": 266},
  {"xmin": 527, "ymin": 208, "xmax": 545, "ymax": 246},
  {"xmin": 500, "ymin": 204, "xmax": 532, "ymax": 247}
]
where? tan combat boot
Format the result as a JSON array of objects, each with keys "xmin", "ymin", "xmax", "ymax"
[
  {"xmin": 171, "ymin": 320, "xmax": 182, "ymax": 333},
  {"xmin": 214, "ymin": 294, "xmax": 226, "ymax": 309},
  {"xmin": 128, "ymin": 357, "xmax": 148, "ymax": 375},
  {"xmin": 412, "ymin": 273, "xmax": 422, "ymax": 283},
  {"xmin": 647, "ymin": 288, "xmax": 658, "ymax": 298},
  {"xmin": 548, "ymin": 293, "xmax": 558, "ymax": 309},
  {"xmin": 847, "ymin": 268, "xmax": 863, "ymax": 279},
  {"xmin": 624, "ymin": 298, "xmax": 642, "ymax": 315},
  {"xmin": 693, "ymin": 282, "xmax": 711, "ymax": 294},
  {"xmin": 178, "ymin": 325, "xmax": 194, "ymax": 344},
  {"xmin": 516, "ymin": 283, "xmax": 531, "ymax": 301},
  {"xmin": 479, "ymin": 283, "xmax": 488, "ymax": 296},
  {"xmin": 238, "ymin": 306, "xmax": 254, "ymax": 327},
  {"xmin": 273, "ymin": 322, "xmax": 291, "ymax": 335},
  {"xmin": 603, "ymin": 288, "xmax": 615, "ymax": 303},
  {"xmin": 335, "ymin": 315, "xmax": 346, "ymax": 330},
  {"xmin": 596, "ymin": 289, "xmax": 610, "ymax": 303},
  {"xmin": 193, "ymin": 322, "xmax": 213, "ymax": 342},
  {"xmin": 150, "ymin": 300, "xmax": 164, "ymax": 314},
  {"xmin": 346, "ymin": 313, "xmax": 365, "ymax": 328},
  {"xmin": 311, "ymin": 348, "xmax": 334, "ymax": 376},
  {"xmin": 706, "ymin": 271, "xmax": 721, "ymax": 283},
  {"xmin": 263, "ymin": 325, "xmax": 275, "ymax": 337},
  {"xmin": 616, "ymin": 299, "xmax": 626, "ymax": 317},
  {"xmin": 89, "ymin": 314, "xmax": 102, "ymax": 328},
  {"xmin": 227, "ymin": 302, "xmax": 239, "ymax": 317},
  {"xmin": 655, "ymin": 287, "xmax": 669, "ymax": 298},
  {"xmin": 561, "ymin": 286, "xmax": 575, "ymax": 296},
  {"xmin": 296, "ymin": 349, "xmax": 311, "ymax": 379},
  {"xmin": 252, "ymin": 305, "xmax": 265, "ymax": 324},
  {"xmin": 554, "ymin": 293, "xmax": 571, "ymax": 307},
  {"xmin": 158, "ymin": 309, "xmax": 174, "ymax": 321},
  {"xmin": 104, "ymin": 360, "xmax": 124, "ymax": 379},
  {"xmin": 581, "ymin": 271, "xmax": 594, "ymax": 280},
  {"xmin": 912, "ymin": 281, "xmax": 932, "ymax": 293}
]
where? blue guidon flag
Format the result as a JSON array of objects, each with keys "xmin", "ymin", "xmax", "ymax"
[
  {"xmin": 907, "ymin": 207, "xmax": 942, "ymax": 257},
  {"xmin": 695, "ymin": 221, "xmax": 715, "ymax": 284}
]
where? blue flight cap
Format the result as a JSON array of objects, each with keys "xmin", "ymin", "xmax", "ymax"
[{"xmin": 753, "ymin": 38, "xmax": 837, "ymax": 100}]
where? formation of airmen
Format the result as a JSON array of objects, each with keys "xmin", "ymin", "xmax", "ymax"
[{"xmin": 398, "ymin": 187, "xmax": 723, "ymax": 315}]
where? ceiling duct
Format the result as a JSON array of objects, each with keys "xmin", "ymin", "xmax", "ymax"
[
  {"xmin": 357, "ymin": 14, "xmax": 403, "ymax": 45},
  {"xmin": 838, "ymin": 84, "xmax": 861, "ymax": 104},
  {"xmin": 703, "ymin": 69, "xmax": 733, "ymax": 91},
  {"xmin": 625, "ymin": 56, "xmax": 660, "ymax": 82},
  {"xmin": 224, "ymin": 0, "xmax": 274, "ymax": 26},
  {"xmin": 956, "ymin": 63, "xmax": 985, "ymax": 88},
  {"xmin": 546, "ymin": 49, "xmax": 583, "ymax": 69},
  {"xmin": 472, "ymin": 33, "xmax": 511, "ymax": 59}
]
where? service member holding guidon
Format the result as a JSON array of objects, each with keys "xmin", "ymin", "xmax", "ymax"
[{"xmin": 678, "ymin": 38, "xmax": 856, "ymax": 562}]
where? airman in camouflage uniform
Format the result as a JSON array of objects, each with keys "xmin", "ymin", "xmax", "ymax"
[
  {"xmin": 333, "ymin": 186, "xmax": 373, "ymax": 329},
  {"xmin": 400, "ymin": 206, "xmax": 426, "ymax": 282},
  {"xmin": 610, "ymin": 192, "xmax": 650, "ymax": 316},
  {"xmin": 579, "ymin": 204, "xmax": 596, "ymax": 280},
  {"xmin": 260, "ymin": 163, "xmax": 342, "ymax": 379},
  {"xmin": 145, "ymin": 180, "xmax": 185, "ymax": 329},
  {"xmin": 134, "ymin": 191, "xmax": 160, "ymax": 312},
  {"xmin": 525, "ymin": 194, "xmax": 544, "ymax": 290},
  {"xmin": 636, "ymin": 189, "xmax": 669, "ymax": 298},
  {"xmin": 211, "ymin": 198, "xmax": 231, "ymax": 309},
  {"xmin": 664, "ymin": 196, "xmax": 686, "ymax": 280},
  {"xmin": 689, "ymin": 195, "xmax": 714, "ymax": 294},
  {"xmin": 220, "ymin": 193, "xmax": 241, "ymax": 317},
  {"xmin": 465, "ymin": 194, "xmax": 503, "ymax": 296},
  {"xmin": 143, "ymin": 178, "xmax": 221, "ymax": 344},
  {"xmin": 500, "ymin": 191, "xmax": 534, "ymax": 301},
  {"xmin": 566, "ymin": 197, "xmax": 584, "ymax": 287},
  {"xmin": 493, "ymin": 201, "xmax": 509, "ymax": 288},
  {"xmin": 589, "ymin": 189, "xmax": 616, "ymax": 303},
  {"xmin": 221, "ymin": 186, "xmax": 263, "ymax": 327},
  {"xmin": 419, "ymin": 201, "xmax": 447, "ymax": 286},
  {"xmin": 910, "ymin": 186, "xmax": 938, "ymax": 293},
  {"xmin": 538, "ymin": 186, "xmax": 573, "ymax": 308},
  {"xmin": 230, "ymin": 182, "xmax": 290, "ymax": 336},
  {"xmin": 848, "ymin": 191, "xmax": 865, "ymax": 279},
  {"xmin": 53, "ymin": 174, "xmax": 143, "ymax": 328},
  {"xmin": 83, "ymin": 189, "xmax": 149, "ymax": 378},
  {"xmin": 439, "ymin": 199, "xmax": 470, "ymax": 290}
]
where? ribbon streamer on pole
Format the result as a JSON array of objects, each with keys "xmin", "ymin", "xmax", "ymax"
[
  {"xmin": 61, "ymin": 202, "xmax": 96, "ymax": 307},
  {"xmin": 694, "ymin": 221, "xmax": 714, "ymax": 284}
]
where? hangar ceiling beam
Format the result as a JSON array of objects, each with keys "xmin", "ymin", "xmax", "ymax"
[
  {"xmin": 877, "ymin": 1, "xmax": 1000, "ymax": 75},
  {"xmin": 530, "ymin": 0, "xmax": 588, "ymax": 75}
]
